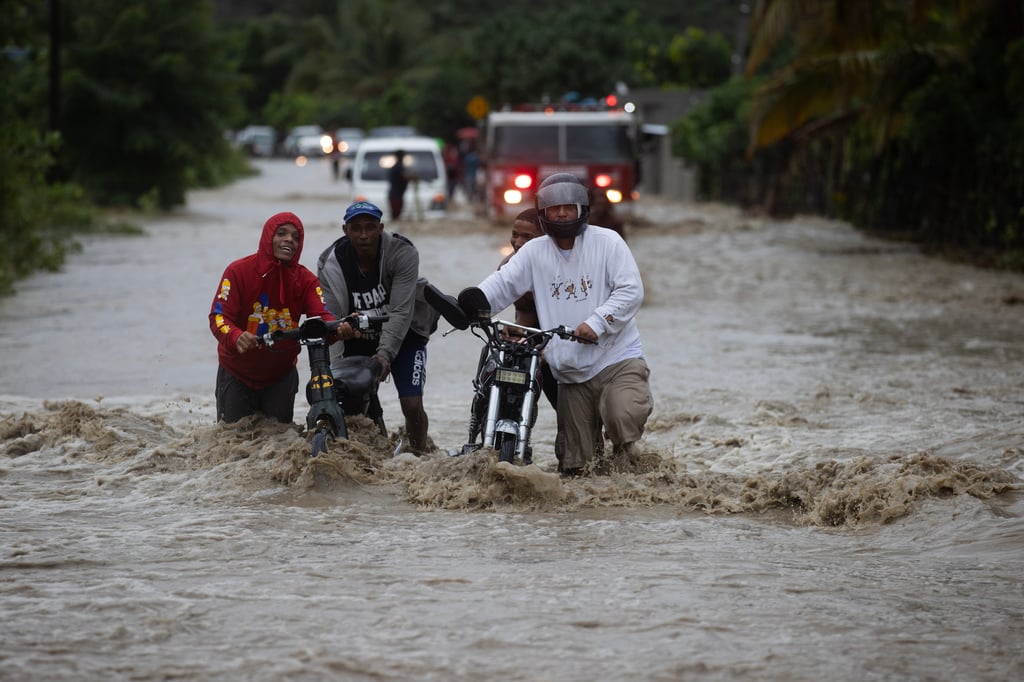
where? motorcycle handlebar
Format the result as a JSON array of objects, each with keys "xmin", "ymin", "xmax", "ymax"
[
  {"xmin": 553, "ymin": 324, "xmax": 596, "ymax": 344},
  {"xmin": 491, "ymin": 319, "xmax": 595, "ymax": 345},
  {"xmin": 258, "ymin": 311, "xmax": 390, "ymax": 346},
  {"xmin": 349, "ymin": 312, "xmax": 389, "ymax": 332}
]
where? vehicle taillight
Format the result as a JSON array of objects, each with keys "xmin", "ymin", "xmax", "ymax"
[
  {"xmin": 513, "ymin": 174, "xmax": 533, "ymax": 190},
  {"xmin": 594, "ymin": 174, "xmax": 612, "ymax": 188}
]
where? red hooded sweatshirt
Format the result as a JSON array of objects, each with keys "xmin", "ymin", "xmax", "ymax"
[{"xmin": 209, "ymin": 212, "xmax": 334, "ymax": 389}]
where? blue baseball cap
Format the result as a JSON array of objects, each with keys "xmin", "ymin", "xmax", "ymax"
[{"xmin": 343, "ymin": 201, "xmax": 383, "ymax": 223}]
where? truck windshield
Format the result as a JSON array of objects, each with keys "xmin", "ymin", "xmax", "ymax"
[
  {"xmin": 492, "ymin": 126, "xmax": 559, "ymax": 162},
  {"xmin": 566, "ymin": 125, "xmax": 634, "ymax": 162},
  {"xmin": 492, "ymin": 124, "xmax": 633, "ymax": 163}
]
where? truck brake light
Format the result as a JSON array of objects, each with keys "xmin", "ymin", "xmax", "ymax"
[{"xmin": 594, "ymin": 174, "xmax": 612, "ymax": 188}]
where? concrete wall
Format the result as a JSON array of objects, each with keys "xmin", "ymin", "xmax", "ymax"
[{"xmin": 629, "ymin": 88, "xmax": 708, "ymax": 202}]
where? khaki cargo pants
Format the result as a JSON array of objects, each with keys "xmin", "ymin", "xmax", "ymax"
[{"xmin": 554, "ymin": 357, "xmax": 653, "ymax": 471}]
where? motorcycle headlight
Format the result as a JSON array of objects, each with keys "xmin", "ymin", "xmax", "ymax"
[{"xmin": 494, "ymin": 368, "xmax": 528, "ymax": 386}]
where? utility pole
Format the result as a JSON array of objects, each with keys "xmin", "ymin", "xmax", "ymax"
[
  {"xmin": 733, "ymin": 2, "xmax": 751, "ymax": 76},
  {"xmin": 49, "ymin": 0, "xmax": 61, "ymax": 134},
  {"xmin": 47, "ymin": 0, "xmax": 63, "ymax": 183}
]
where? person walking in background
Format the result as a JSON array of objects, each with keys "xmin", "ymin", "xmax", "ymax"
[
  {"xmin": 329, "ymin": 130, "xmax": 342, "ymax": 181},
  {"xmin": 387, "ymin": 149, "xmax": 411, "ymax": 220},
  {"xmin": 458, "ymin": 174, "xmax": 652, "ymax": 476},
  {"xmin": 460, "ymin": 141, "xmax": 480, "ymax": 203},
  {"xmin": 442, "ymin": 140, "xmax": 462, "ymax": 204},
  {"xmin": 317, "ymin": 201, "xmax": 440, "ymax": 454},
  {"xmin": 209, "ymin": 212, "xmax": 337, "ymax": 424}
]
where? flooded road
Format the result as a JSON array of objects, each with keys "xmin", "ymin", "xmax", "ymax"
[{"xmin": 2, "ymin": 158, "xmax": 1022, "ymax": 681}]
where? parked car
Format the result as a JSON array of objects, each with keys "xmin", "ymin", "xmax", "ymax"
[
  {"xmin": 283, "ymin": 125, "xmax": 329, "ymax": 157},
  {"xmin": 236, "ymin": 125, "xmax": 276, "ymax": 157},
  {"xmin": 350, "ymin": 136, "xmax": 447, "ymax": 219},
  {"xmin": 367, "ymin": 125, "xmax": 421, "ymax": 138},
  {"xmin": 333, "ymin": 127, "xmax": 365, "ymax": 159}
]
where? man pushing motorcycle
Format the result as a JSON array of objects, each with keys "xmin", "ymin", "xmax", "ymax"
[
  {"xmin": 209, "ymin": 211, "xmax": 338, "ymax": 425},
  {"xmin": 458, "ymin": 173, "xmax": 653, "ymax": 476},
  {"xmin": 317, "ymin": 201, "xmax": 439, "ymax": 454}
]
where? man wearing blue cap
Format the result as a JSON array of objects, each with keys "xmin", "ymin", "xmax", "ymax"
[{"xmin": 317, "ymin": 201, "xmax": 440, "ymax": 453}]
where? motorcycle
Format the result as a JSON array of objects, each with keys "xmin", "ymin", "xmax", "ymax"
[
  {"xmin": 258, "ymin": 311, "xmax": 389, "ymax": 457},
  {"xmin": 424, "ymin": 284, "xmax": 587, "ymax": 465}
]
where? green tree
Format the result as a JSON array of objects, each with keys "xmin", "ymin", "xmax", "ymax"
[
  {"xmin": 744, "ymin": 0, "xmax": 993, "ymax": 152},
  {"xmin": 637, "ymin": 26, "xmax": 733, "ymax": 88},
  {"xmin": 61, "ymin": 0, "xmax": 244, "ymax": 208},
  {"xmin": 213, "ymin": 0, "xmax": 751, "ymax": 136},
  {"xmin": 471, "ymin": 0, "xmax": 641, "ymax": 106},
  {"xmin": 220, "ymin": 12, "xmax": 295, "ymax": 129},
  {"xmin": 0, "ymin": 0, "xmax": 97, "ymax": 295},
  {"xmin": 673, "ymin": 77, "xmax": 753, "ymax": 197},
  {"xmin": 739, "ymin": 0, "xmax": 1024, "ymax": 262},
  {"xmin": 325, "ymin": 0, "xmax": 434, "ymax": 126}
]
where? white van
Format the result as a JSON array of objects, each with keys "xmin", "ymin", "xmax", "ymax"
[{"xmin": 350, "ymin": 136, "xmax": 448, "ymax": 219}]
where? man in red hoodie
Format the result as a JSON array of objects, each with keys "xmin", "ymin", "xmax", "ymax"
[{"xmin": 209, "ymin": 212, "xmax": 336, "ymax": 423}]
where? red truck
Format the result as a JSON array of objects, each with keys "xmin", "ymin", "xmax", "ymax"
[{"xmin": 482, "ymin": 105, "xmax": 640, "ymax": 220}]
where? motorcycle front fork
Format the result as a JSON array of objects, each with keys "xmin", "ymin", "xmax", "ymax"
[
  {"xmin": 479, "ymin": 353, "xmax": 540, "ymax": 462},
  {"xmin": 304, "ymin": 341, "xmax": 346, "ymax": 441}
]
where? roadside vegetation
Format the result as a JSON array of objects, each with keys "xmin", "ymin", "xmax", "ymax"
[
  {"xmin": 2, "ymin": 0, "xmax": 1021, "ymax": 296},
  {"xmin": 676, "ymin": 0, "xmax": 1024, "ymax": 269}
]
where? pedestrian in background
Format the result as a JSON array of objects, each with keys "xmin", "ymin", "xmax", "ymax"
[
  {"xmin": 442, "ymin": 140, "xmax": 462, "ymax": 204},
  {"xmin": 387, "ymin": 149, "xmax": 412, "ymax": 220}
]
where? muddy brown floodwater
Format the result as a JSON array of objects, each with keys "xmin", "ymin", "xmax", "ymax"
[{"xmin": 2, "ymin": 158, "xmax": 1022, "ymax": 681}]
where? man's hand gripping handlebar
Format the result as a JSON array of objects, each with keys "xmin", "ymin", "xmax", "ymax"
[{"xmin": 258, "ymin": 311, "xmax": 389, "ymax": 347}]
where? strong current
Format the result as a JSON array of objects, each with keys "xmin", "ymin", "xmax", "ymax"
[{"xmin": 2, "ymin": 159, "xmax": 1022, "ymax": 681}]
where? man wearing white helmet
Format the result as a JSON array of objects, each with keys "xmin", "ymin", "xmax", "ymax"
[{"xmin": 460, "ymin": 173, "xmax": 653, "ymax": 476}]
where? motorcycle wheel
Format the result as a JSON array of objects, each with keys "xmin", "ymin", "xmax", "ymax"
[
  {"xmin": 496, "ymin": 433, "xmax": 517, "ymax": 464},
  {"xmin": 310, "ymin": 428, "xmax": 332, "ymax": 458}
]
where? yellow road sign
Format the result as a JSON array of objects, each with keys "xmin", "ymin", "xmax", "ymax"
[{"xmin": 466, "ymin": 96, "xmax": 489, "ymax": 120}]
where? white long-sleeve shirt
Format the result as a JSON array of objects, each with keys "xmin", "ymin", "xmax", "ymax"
[{"xmin": 478, "ymin": 225, "xmax": 644, "ymax": 383}]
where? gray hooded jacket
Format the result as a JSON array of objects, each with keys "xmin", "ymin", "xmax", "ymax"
[{"xmin": 317, "ymin": 231, "xmax": 439, "ymax": 369}]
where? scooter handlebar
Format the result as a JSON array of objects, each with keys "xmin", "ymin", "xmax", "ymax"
[
  {"xmin": 258, "ymin": 312, "xmax": 390, "ymax": 346},
  {"xmin": 349, "ymin": 312, "xmax": 389, "ymax": 332}
]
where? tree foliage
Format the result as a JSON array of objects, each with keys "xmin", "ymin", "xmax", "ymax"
[
  {"xmin": 638, "ymin": 26, "xmax": 733, "ymax": 88},
  {"xmin": 0, "ymin": 0, "xmax": 754, "ymax": 293},
  {"xmin": 61, "ymin": 0, "xmax": 244, "ymax": 209},
  {"xmin": 679, "ymin": 0, "xmax": 1024, "ymax": 267},
  {"xmin": 0, "ymin": 0, "xmax": 95, "ymax": 294},
  {"xmin": 215, "ymin": 0, "xmax": 737, "ymax": 135}
]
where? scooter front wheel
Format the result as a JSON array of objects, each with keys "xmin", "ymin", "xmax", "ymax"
[{"xmin": 310, "ymin": 427, "xmax": 332, "ymax": 458}]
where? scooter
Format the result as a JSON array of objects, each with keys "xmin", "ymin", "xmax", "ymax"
[
  {"xmin": 258, "ymin": 311, "xmax": 389, "ymax": 457},
  {"xmin": 424, "ymin": 284, "xmax": 587, "ymax": 465}
]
